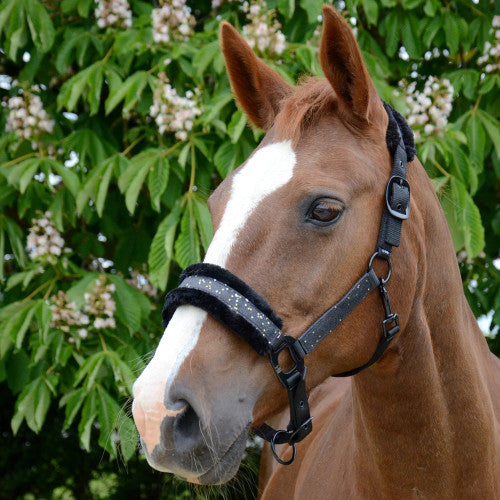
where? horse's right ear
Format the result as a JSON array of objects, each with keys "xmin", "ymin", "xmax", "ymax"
[{"xmin": 220, "ymin": 22, "xmax": 292, "ymax": 130}]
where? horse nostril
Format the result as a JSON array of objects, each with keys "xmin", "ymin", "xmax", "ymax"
[
  {"xmin": 175, "ymin": 403, "xmax": 199, "ymax": 438},
  {"xmin": 172, "ymin": 401, "xmax": 204, "ymax": 454}
]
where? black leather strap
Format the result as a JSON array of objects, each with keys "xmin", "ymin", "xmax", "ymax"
[
  {"xmin": 296, "ymin": 269, "xmax": 380, "ymax": 356},
  {"xmin": 376, "ymin": 142, "xmax": 410, "ymax": 253}
]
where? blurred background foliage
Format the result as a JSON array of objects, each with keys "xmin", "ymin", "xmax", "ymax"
[{"xmin": 0, "ymin": 0, "xmax": 498, "ymax": 497}]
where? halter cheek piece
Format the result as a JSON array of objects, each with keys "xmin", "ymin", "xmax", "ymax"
[{"xmin": 162, "ymin": 103, "xmax": 414, "ymax": 466}]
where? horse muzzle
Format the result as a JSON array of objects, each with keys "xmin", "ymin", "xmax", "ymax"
[{"xmin": 132, "ymin": 381, "xmax": 252, "ymax": 483}]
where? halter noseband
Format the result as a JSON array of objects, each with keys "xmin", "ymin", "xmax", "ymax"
[{"xmin": 162, "ymin": 103, "xmax": 414, "ymax": 465}]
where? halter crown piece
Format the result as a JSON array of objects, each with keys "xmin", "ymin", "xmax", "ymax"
[{"xmin": 162, "ymin": 102, "xmax": 414, "ymax": 465}]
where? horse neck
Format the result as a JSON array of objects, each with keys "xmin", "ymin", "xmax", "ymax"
[{"xmin": 350, "ymin": 161, "xmax": 497, "ymax": 492}]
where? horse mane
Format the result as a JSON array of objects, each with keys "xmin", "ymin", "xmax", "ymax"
[{"xmin": 274, "ymin": 76, "xmax": 416, "ymax": 162}]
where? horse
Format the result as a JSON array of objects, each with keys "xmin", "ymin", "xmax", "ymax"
[{"xmin": 132, "ymin": 6, "xmax": 500, "ymax": 498}]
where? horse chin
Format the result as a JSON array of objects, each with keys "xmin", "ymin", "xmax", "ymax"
[
  {"xmin": 194, "ymin": 425, "xmax": 250, "ymax": 485},
  {"xmin": 143, "ymin": 422, "xmax": 250, "ymax": 485}
]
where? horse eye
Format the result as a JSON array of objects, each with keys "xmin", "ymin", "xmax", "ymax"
[{"xmin": 308, "ymin": 199, "xmax": 344, "ymax": 224}]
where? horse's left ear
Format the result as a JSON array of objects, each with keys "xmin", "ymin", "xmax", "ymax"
[{"xmin": 320, "ymin": 6, "xmax": 382, "ymax": 125}]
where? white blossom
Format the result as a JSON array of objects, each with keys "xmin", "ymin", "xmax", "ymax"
[
  {"xmin": 399, "ymin": 76, "xmax": 454, "ymax": 141},
  {"xmin": 26, "ymin": 212, "xmax": 68, "ymax": 263},
  {"xmin": 5, "ymin": 88, "xmax": 54, "ymax": 147},
  {"xmin": 127, "ymin": 269, "xmax": 158, "ymax": 298},
  {"xmin": 50, "ymin": 291, "xmax": 91, "ymax": 334},
  {"xmin": 149, "ymin": 72, "xmax": 201, "ymax": 141},
  {"xmin": 477, "ymin": 15, "xmax": 500, "ymax": 73},
  {"xmin": 83, "ymin": 276, "xmax": 117, "ymax": 330},
  {"xmin": 152, "ymin": 1, "xmax": 195, "ymax": 44},
  {"xmin": 94, "ymin": 0, "xmax": 132, "ymax": 29},
  {"xmin": 241, "ymin": 0, "xmax": 287, "ymax": 56}
]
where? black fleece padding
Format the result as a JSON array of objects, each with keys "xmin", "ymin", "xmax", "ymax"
[
  {"xmin": 178, "ymin": 263, "xmax": 283, "ymax": 329},
  {"xmin": 162, "ymin": 287, "xmax": 273, "ymax": 355},
  {"xmin": 162, "ymin": 263, "xmax": 284, "ymax": 356},
  {"xmin": 383, "ymin": 101, "xmax": 416, "ymax": 162}
]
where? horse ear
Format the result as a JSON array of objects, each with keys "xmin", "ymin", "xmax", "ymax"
[
  {"xmin": 319, "ymin": 6, "xmax": 380, "ymax": 124},
  {"xmin": 220, "ymin": 21, "xmax": 292, "ymax": 130}
]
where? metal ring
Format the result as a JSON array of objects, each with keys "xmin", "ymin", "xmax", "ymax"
[
  {"xmin": 368, "ymin": 251, "xmax": 392, "ymax": 284},
  {"xmin": 270, "ymin": 431, "xmax": 296, "ymax": 466}
]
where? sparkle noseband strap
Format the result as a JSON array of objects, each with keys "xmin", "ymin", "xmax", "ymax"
[{"xmin": 161, "ymin": 103, "xmax": 412, "ymax": 466}]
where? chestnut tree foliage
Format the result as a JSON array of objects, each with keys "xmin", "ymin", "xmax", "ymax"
[{"xmin": 0, "ymin": 0, "xmax": 498, "ymax": 496}]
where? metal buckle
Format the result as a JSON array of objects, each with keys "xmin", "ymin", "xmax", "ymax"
[
  {"xmin": 382, "ymin": 314, "xmax": 399, "ymax": 340},
  {"xmin": 269, "ymin": 335, "xmax": 306, "ymax": 388},
  {"xmin": 385, "ymin": 176, "xmax": 410, "ymax": 220}
]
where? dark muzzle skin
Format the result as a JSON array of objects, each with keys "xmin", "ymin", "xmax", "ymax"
[{"xmin": 133, "ymin": 370, "xmax": 255, "ymax": 483}]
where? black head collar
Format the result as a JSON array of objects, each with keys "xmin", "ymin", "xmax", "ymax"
[{"xmin": 162, "ymin": 102, "xmax": 413, "ymax": 465}]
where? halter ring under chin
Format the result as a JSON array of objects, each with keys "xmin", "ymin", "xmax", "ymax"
[{"xmin": 162, "ymin": 103, "xmax": 412, "ymax": 465}]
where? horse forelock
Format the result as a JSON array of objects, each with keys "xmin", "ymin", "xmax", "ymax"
[{"xmin": 274, "ymin": 77, "xmax": 337, "ymax": 144}]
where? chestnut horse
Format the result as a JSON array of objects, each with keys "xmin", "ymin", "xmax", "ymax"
[{"xmin": 133, "ymin": 6, "xmax": 500, "ymax": 498}]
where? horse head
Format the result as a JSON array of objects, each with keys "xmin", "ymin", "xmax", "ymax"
[{"xmin": 132, "ymin": 6, "xmax": 422, "ymax": 484}]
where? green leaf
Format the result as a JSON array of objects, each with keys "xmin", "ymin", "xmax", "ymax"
[
  {"xmin": 193, "ymin": 197, "xmax": 213, "ymax": 252},
  {"xmin": 57, "ymin": 61, "xmax": 105, "ymax": 115},
  {"xmin": 12, "ymin": 376, "xmax": 53, "ymax": 434},
  {"xmin": 0, "ymin": 301, "xmax": 39, "ymax": 355},
  {"xmin": 78, "ymin": 388, "xmax": 97, "ymax": 451},
  {"xmin": 360, "ymin": 0, "xmax": 378, "ymax": 25},
  {"xmin": 466, "ymin": 112, "xmax": 486, "ymax": 173},
  {"xmin": 178, "ymin": 142, "xmax": 190, "ymax": 169},
  {"xmin": 74, "ymin": 351, "xmax": 106, "ymax": 389},
  {"xmin": 119, "ymin": 149, "xmax": 163, "ymax": 214},
  {"xmin": 148, "ymin": 201, "xmax": 182, "ymax": 290},
  {"xmin": 449, "ymin": 177, "xmax": 484, "ymax": 258},
  {"xmin": 105, "ymin": 350, "xmax": 136, "ymax": 393},
  {"xmin": 401, "ymin": 0, "xmax": 423, "ymax": 9},
  {"xmin": 422, "ymin": 17, "xmax": 441, "ymax": 48},
  {"xmin": 295, "ymin": 45, "xmax": 322, "ymax": 76},
  {"xmin": 147, "ymin": 156, "xmax": 169, "ymax": 212},
  {"xmin": 25, "ymin": 0, "xmax": 55, "ymax": 53},
  {"xmin": 5, "ymin": 158, "xmax": 41, "ymax": 193},
  {"xmin": 443, "ymin": 13, "xmax": 459, "ymax": 54},
  {"xmin": 0, "ymin": 221, "xmax": 4, "ymax": 282},
  {"xmin": 175, "ymin": 203, "xmax": 200, "ymax": 269},
  {"xmin": 96, "ymin": 385, "xmax": 119, "ymax": 456},
  {"xmin": 214, "ymin": 141, "xmax": 237, "ymax": 178},
  {"xmin": 384, "ymin": 12, "xmax": 401, "ymax": 57},
  {"xmin": 423, "ymin": 0, "xmax": 439, "ymax": 16},
  {"xmin": 201, "ymin": 91, "xmax": 232, "ymax": 124},
  {"xmin": 477, "ymin": 110, "xmax": 500, "ymax": 158},
  {"xmin": 3, "ymin": 216, "xmax": 28, "ymax": 268},
  {"xmin": 42, "ymin": 159, "xmax": 81, "ymax": 198},
  {"xmin": 401, "ymin": 14, "xmax": 421, "ymax": 58},
  {"xmin": 194, "ymin": 41, "xmax": 219, "ymax": 79},
  {"xmin": 276, "ymin": 0, "xmax": 295, "ymax": 18},
  {"xmin": 64, "ymin": 128, "xmax": 115, "ymax": 167},
  {"xmin": 228, "ymin": 110, "xmax": 247, "ymax": 144},
  {"xmin": 60, "ymin": 388, "xmax": 87, "ymax": 431},
  {"xmin": 301, "ymin": 0, "xmax": 322, "ymax": 23},
  {"xmin": 76, "ymin": 154, "xmax": 122, "ymax": 215},
  {"xmin": 5, "ymin": 349, "xmax": 30, "ymax": 394},
  {"xmin": 105, "ymin": 71, "xmax": 151, "ymax": 115},
  {"xmin": 107, "ymin": 275, "xmax": 146, "ymax": 334},
  {"xmin": 118, "ymin": 417, "xmax": 138, "ymax": 462},
  {"xmin": 95, "ymin": 155, "xmax": 119, "ymax": 216},
  {"xmin": 0, "ymin": 0, "xmax": 18, "ymax": 36}
]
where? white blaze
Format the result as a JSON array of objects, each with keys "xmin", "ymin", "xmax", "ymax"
[{"xmin": 133, "ymin": 141, "xmax": 296, "ymax": 417}]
